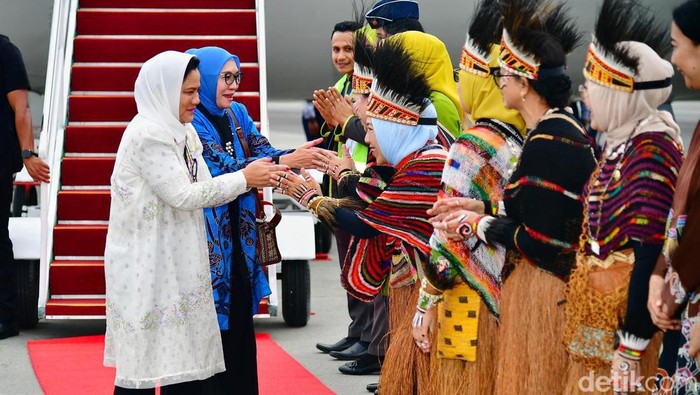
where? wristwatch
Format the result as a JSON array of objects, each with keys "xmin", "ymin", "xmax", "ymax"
[{"xmin": 21, "ymin": 149, "xmax": 38, "ymax": 159}]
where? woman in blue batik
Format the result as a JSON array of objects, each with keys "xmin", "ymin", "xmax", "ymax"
[{"xmin": 187, "ymin": 46, "xmax": 323, "ymax": 394}]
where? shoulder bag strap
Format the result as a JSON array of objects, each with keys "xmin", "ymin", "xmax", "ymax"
[
  {"xmin": 225, "ymin": 107, "xmax": 265, "ymax": 219},
  {"xmin": 226, "ymin": 107, "xmax": 251, "ymax": 158}
]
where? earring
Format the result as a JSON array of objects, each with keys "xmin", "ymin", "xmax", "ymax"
[{"xmin": 520, "ymin": 93, "xmax": 526, "ymax": 102}]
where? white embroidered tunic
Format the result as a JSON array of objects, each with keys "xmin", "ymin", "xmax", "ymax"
[{"xmin": 103, "ymin": 51, "xmax": 247, "ymax": 388}]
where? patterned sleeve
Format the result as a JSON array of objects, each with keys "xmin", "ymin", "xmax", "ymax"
[
  {"xmin": 623, "ymin": 134, "xmax": 683, "ymax": 245},
  {"xmin": 135, "ymin": 125, "xmax": 247, "ymax": 210},
  {"xmin": 620, "ymin": 134, "xmax": 682, "ymax": 340},
  {"xmin": 484, "ymin": 119, "xmax": 597, "ymax": 279}
]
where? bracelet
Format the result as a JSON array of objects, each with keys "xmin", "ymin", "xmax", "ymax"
[
  {"xmin": 417, "ymin": 281, "xmax": 443, "ymax": 310},
  {"xmin": 471, "ymin": 214, "xmax": 486, "ymax": 233},
  {"xmin": 299, "ymin": 188, "xmax": 318, "ymax": 206},
  {"xmin": 616, "ymin": 331, "xmax": 650, "ymax": 361},
  {"xmin": 473, "ymin": 214, "xmax": 491, "ymax": 242},
  {"xmin": 339, "ymin": 170, "xmax": 360, "ymax": 188},
  {"xmin": 338, "ymin": 168, "xmax": 357, "ymax": 179},
  {"xmin": 306, "ymin": 195, "xmax": 324, "ymax": 216},
  {"xmin": 617, "ymin": 345, "xmax": 644, "ymax": 360}
]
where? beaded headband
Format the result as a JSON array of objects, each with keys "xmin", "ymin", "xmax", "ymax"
[
  {"xmin": 460, "ymin": 34, "xmax": 493, "ymax": 77},
  {"xmin": 498, "ymin": 29, "xmax": 539, "ymax": 79},
  {"xmin": 353, "ymin": 63, "xmax": 373, "ymax": 95},
  {"xmin": 366, "ymin": 90, "xmax": 421, "ymax": 125},
  {"xmin": 584, "ymin": 41, "xmax": 672, "ymax": 93}
]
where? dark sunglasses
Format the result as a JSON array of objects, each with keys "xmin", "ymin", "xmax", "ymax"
[
  {"xmin": 454, "ymin": 67, "xmax": 502, "ymax": 83},
  {"xmin": 220, "ymin": 71, "xmax": 243, "ymax": 85},
  {"xmin": 492, "ymin": 69, "xmax": 518, "ymax": 87}
]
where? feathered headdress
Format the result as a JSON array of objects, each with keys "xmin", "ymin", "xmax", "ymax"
[
  {"xmin": 353, "ymin": 28, "xmax": 376, "ymax": 95},
  {"xmin": 499, "ymin": 0, "xmax": 581, "ymax": 80},
  {"xmin": 460, "ymin": 0, "xmax": 502, "ymax": 77},
  {"xmin": 584, "ymin": 0, "xmax": 672, "ymax": 92},
  {"xmin": 366, "ymin": 37, "xmax": 435, "ymax": 126}
]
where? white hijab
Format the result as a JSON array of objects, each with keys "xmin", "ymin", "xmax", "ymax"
[
  {"xmin": 587, "ymin": 41, "xmax": 682, "ymax": 154},
  {"xmin": 133, "ymin": 50, "xmax": 195, "ymax": 144}
]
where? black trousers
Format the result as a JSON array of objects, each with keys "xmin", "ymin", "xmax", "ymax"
[
  {"xmin": 211, "ymin": 204, "xmax": 259, "ymax": 395},
  {"xmin": 0, "ymin": 173, "xmax": 16, "ymax": 325}
]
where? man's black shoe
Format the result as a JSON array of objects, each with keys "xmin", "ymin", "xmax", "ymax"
[
  {"xmin": 366, "ymin": 382, "xmax": 378, "ymax": 392},
  {"xmin": 0, "ymin": 321, "xmax": 19, "ymax": 340},
  {"xmin": 316, "ymin": 337, "xmax": 359, "ymax": 354},
  {"xmin": 330, "ymin": 340, "xmax": 369, "ymax": 360},
  {"xmin": 338, "ymin": 353, "xmax": 382, "ymax": 375}
]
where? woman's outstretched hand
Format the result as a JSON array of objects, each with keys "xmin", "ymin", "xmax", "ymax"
[
  {"xmin": 242, "ymin": 158, "xmax": 290, "ymax": 188},
  {"xmin": 312, "ymin": 144, "xmax": 354, "ymax": 179},
  {"xmin": 280, "ymin": 138, "xmax": 328, "ymax": 169}
]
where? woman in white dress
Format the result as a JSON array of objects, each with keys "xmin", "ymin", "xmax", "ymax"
[{"xmin": 103, "ymin": 50, "xmax": 287, "ymax": 394}]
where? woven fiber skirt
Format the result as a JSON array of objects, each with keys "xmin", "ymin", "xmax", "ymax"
[
  {"xmin": 427, "ymin": 280, "xmax": 500, "ymax": 394},
  {"xmin": 379, "ymin": 283, "xmax": 431, "ymax": 394},
  {"xmin": 494, "ymin": 260, "xmax": 569, "ymax": 395}
]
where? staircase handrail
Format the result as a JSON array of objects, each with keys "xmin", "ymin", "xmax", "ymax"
[
  {"xmin": 254, "ymin": 0, "xmax": 280, "ymax": 309},
  {"xmin": 37, "ymin": 0, "xmax": 79, "ymax": 316}
]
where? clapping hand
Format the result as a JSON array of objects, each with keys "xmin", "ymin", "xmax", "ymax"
[
  {"xmin": 326, "ymin": 87, "xmax": 354, "ymax": 126},
  {"xmin": 313, "ymin": 89, "xmax": 336, "ymax": 128}
]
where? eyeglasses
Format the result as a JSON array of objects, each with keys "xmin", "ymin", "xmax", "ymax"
[
  {"xmin": 578, "ymin": 84, "xmax": 588, "ymax": 97},
  {"xmin": 220, "ymin": 71, "xmax": 243, "ymax": 85},
  {"xmin": 492, "ymin": 69, "xmax": 518, "ymax": 88},
  {"xmin": 183, "ymin": 145, "xmax": 198, "ymax": 183}
]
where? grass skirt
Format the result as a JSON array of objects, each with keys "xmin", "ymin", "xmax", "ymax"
[
  {"xmin": 379, "ymin": 283, "xmax": 430, "ymax": 394},
  {"xmin": 494, "ymin": 260, "xmax": 569, "ymax": 395},
  {"xmin": 426, "ymin": 297, "xmax": 499, "ymax": 394},
  {"xmin": 562, "ymin": 333, "xmax": 661, "ymax": 394}
]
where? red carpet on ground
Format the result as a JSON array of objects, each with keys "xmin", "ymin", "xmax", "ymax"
[{"xmin": 28, "ymin": 333, "xmax": 334, "ymax": 395}]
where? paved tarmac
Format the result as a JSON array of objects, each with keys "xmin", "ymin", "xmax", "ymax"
[
  {"xmin": 3, "ymin": 100, "xmax": 700, "ymax": 395},
  {"xmin": 0, "ymin": 102, "xmax": 373, "ymax": 395}
]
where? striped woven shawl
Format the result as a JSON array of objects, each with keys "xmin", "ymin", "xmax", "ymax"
[
  {"xmin": 427, "ymin": 120, "xmax": 523, "ymax": 319},
  {"xmin": 341, "ymin": 144, "xmax": 447, "ymax": 301}
]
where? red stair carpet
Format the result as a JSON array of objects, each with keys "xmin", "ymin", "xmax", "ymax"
[
  {"xmin": 49, "ymin": 0, "xmax": 266, "ymax": 319},
  {"xmin": 28, "ymin": 333, "xmax": 334, "ymax": 395}
]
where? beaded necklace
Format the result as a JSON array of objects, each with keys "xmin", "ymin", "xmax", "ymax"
[{"xmin": 587, "ymin": 119, "xmax": 645, "ymax": 255}]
